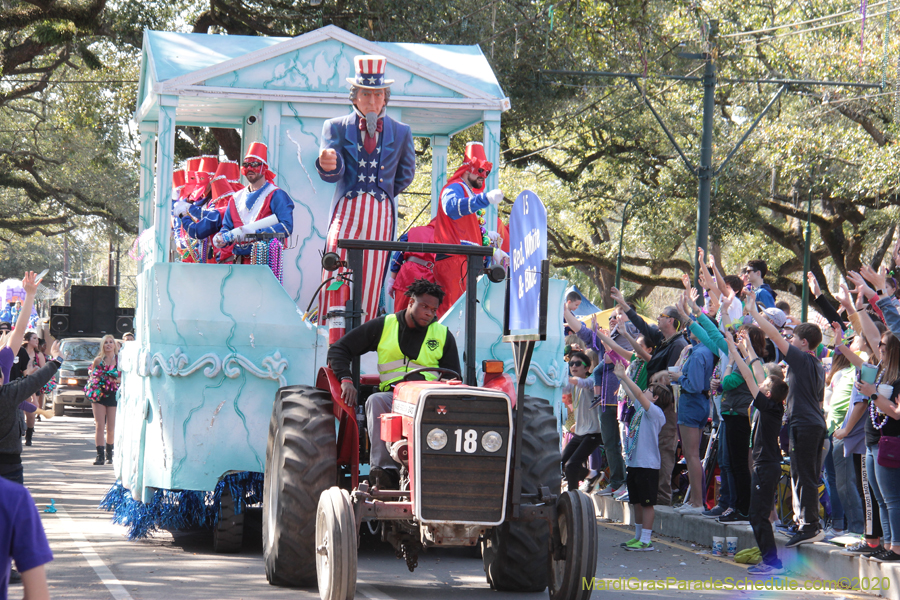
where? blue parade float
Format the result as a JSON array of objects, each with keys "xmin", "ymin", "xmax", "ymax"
[{"xmin": 107, "ymin": 25, "xmax": 569, "ymax": 543}]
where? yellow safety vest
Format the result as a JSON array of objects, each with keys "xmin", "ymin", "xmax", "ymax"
[{"xmin": 377, "ymin": 313, "xmax": 448, "ymax": 391}]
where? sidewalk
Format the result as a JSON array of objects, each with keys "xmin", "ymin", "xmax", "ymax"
[{"xmin": 594, "ymin": 495, "xmax": 900, "ymax": 599}]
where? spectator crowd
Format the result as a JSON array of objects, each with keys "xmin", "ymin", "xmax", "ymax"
[{"xmin": 560, "ymin": 253, "xmax": 900, "ymax": 575}]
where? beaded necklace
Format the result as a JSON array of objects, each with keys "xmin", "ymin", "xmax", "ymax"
[
  {"xmin": 475, "ymin": 208, "xmax": 490, "ymax": 247},
  {"xmin": 624, "ymin": 403, "xmax": 643, "ymax": 459},
  {"xmin": 869, "ymin": 366, "xmax": 888, "ymax": 429}
]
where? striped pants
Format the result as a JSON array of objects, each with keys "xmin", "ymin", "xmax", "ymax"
[{"xmin": 319, "ymin": 193, "xmax": 394, "ymax": 344}]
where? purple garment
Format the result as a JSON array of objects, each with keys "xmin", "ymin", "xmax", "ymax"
[
  {"xmin": 590, "ymin": 344, "xmax": 620, "ymax": 408},
  {"xmin": 842, "ymin": 386, "xmax": 869, "ymax": 456},
  {"xmin": 0, "ymin": 346, "xmax": 12, "ymax": 384},
  {"xmin": 0, "ymin": 476, "xmax": 53, "ymax": 598}
]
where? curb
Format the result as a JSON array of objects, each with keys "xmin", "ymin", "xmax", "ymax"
[{"xmin": 593, "ymin": 494, "xmax": 900, "ymax": 599}]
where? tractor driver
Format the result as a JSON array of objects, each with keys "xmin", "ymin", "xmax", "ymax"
[{"xmin": 327, "ymin": 278, "xmax": 461, "ymax": 491}]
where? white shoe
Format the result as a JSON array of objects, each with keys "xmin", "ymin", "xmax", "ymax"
[
  {"xmin": 597, "ymin": 485, "xmax": 620, "ymax": 496},
  {"xmin": 677, "ymin": 503, "xmax": 705, "ymax": 515},
  {"xmin": 579, "ymin": 470, "xmax": 600, "ymax": 493}
]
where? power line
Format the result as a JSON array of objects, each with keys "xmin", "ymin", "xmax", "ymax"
[
  {"xmin": 721, "ymin": 1, "xmax": 891, "ymax": 38},
  {"xmin": 739, "ymin": 8, "xmax": 892, "ymax": 44}
]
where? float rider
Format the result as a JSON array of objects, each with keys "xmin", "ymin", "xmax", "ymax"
[{"xmin": 326, "ymin": 279, "xmax": 461, "ymax": 491}]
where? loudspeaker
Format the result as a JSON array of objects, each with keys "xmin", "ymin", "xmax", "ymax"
[
  {"xmin": 116, "ymin": 307, "xmax": 135, "ymax": 335},
  {"xmin": 69, "ymin": 286, "xmax": 117, "ymax": 336},
  {"xmin": 50, "ymin": 306, "xmax": 70, "ymax": 336}
]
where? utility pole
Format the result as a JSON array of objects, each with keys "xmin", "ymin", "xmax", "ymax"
[
  {"xmin": 63, "ymin": 236, "xmax": 70, "ymax": 305},
  {"xmin": 695, "ymin": 21, "xmax": 718, "ymax": 293}
]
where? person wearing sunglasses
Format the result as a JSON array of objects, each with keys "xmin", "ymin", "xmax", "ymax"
[
  {"xmin": 431, "ymin": 141, "xmax": 507, "ymax": 318},
  {"xmin": 213, "ymin": 142, "xmax": 294, "ymax": 274},
  {"xmin": 316, "ymin": 55, "xmax": 416, "ymax": 344}
]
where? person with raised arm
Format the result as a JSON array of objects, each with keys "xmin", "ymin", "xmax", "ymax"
[
  {"xmin": 610, "ymin": 285, "xmax": 686, "ymax": 505},
  {"xmin": 746, "ymin": 293, "xmax": 827, "ymax": 546},
  {"xmin": 724, "ymin": 329, "xmax": 788, "ymax": 575},
  {"xmin": 613, "ymin": 360, "xmax": 670, "ymax": 551}
]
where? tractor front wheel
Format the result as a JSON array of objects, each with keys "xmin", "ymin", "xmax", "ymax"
[
  {"xmin": 212, "ymin": 485, "xmax": 244, "ymax": 553},
  {"xmin": 315, "ymin": 487, "xmax": 358, "ymax": 600},
  {"xmin": 548, "ymin": 490, "xmax": 598, "ymax": 600}
]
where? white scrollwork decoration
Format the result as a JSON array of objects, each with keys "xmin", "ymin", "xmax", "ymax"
[{"xmin": 146, "ymin": 347, "xmax": 288, "ymax": 387}]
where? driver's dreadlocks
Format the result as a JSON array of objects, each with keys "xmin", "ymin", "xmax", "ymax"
[{"xmin": 405, "ymin": 278, "xmax": 445, "ymax": 303}]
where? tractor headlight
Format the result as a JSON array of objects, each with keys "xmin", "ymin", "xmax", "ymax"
[
  {"xmin": 426, "ymin": 428, "xmax": 447, "ymax": 450},
  {"xmin": 482, "ymin": 431, "xmax": 503, "ymax": 453}
]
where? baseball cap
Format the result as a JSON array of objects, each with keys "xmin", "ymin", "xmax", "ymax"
[{"xmin": 763, "ymin": 307, "xmax": 787, "ymax": 329}]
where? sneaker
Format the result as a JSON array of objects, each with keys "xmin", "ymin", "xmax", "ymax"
[
  {"xmin": 777, "ymin": 523, "xmax": 799, "ymax": 537},
  {"xmin": 677, "ymin": 504, "xmax": 705, "ymax": 515},
  {"xmin": 872, "ymin": 550, "xmax": 900, "ymax": 562},
  {"xmin": 614, "ymin": 490, "xmax": 629, "ymax": 502},
  {"xmin": 9, "ymin": 568, "xmax": 21, "ymax": 584},
  {"xmin": 865, "ymin": 546, "xmax": 890, "ymax": 559},
  {"xmin": 624, "ymin": 540, "xmax": 655, "ymax": 552},
  {"xmin": 597, "ymin": 485, "xmax": 620, "ymax": 496},
  {"xmin": 715, "ymin": 507, "xmax": 734, "ymax": 519},
  {"xmin": 620, "ymin": 537, "xmax": 638, "ymax": 547},
  {"xmin": 718, "ymin": 510, "xmax": 749, "ymax": 523},
  {"xmin": 785, "ymin": 528, "xmax": 825, "ymax": 548},
  {"xmin": 840, "ymin": 541, "xmax": 880, "ymax": 555},
  {"xmin": 702, "ymin": 505, "xmax": 728, "ymax": 518},
  {"xmin": 747, "ymin": 562, "xmax": 785, "ymax": 576},
  {"xmin": 580, "ymin": 470, "xmax": 600, "ymax": 493}
]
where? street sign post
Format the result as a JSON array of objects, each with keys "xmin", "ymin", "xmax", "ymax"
[{"xmin": 503, "ymin": 189, "xmax": 550, "ymax": 516}]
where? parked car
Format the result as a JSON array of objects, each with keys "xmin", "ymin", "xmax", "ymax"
[{"xmin": 51, "ymin": 337, "xmax": 101, "ymax": 416}]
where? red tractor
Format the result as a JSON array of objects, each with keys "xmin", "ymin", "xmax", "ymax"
[{"xmin": 262, "ymin": 239, "xmax": 597, "ymax": 600}]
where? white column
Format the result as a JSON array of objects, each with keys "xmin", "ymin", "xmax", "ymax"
[
  {"xmin": 138, "ymin": 123, "xmax": 157, "ymax": 234},
  {"xmin": 261, "ymin": 101, "xmax": 282, "ymax": 170},
  {"xmin": 430, "ymin": 135, "xmax": 450, "ymax": 218},
  {"xmin": 482, "ymin": 114, "xmax": 502, "ymax": 227},
  {"xmin": 151, "ymin": 95, "xmax": 178, "ymax": 265}
]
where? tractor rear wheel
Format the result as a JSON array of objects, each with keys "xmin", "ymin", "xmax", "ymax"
[
  {"xmin": 549, "ymin": 490, "xmax": 598, "ymax": 600},
  {"xmin": 482, "ymin": 395, "xmax": 560, "ymax": 592},
  {"xmin": 263, "ymin": 386, "xmax": 337, "ymax": 586}
]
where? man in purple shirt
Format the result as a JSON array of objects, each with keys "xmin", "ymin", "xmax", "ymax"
[{"xmin": 1, "ymin": 476, "xmax": 52, "ymax": 599}]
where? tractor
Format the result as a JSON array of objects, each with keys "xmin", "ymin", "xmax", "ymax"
[{"xmin": 262, "ymin": 239, "xmax": 598, "ymax": 600}]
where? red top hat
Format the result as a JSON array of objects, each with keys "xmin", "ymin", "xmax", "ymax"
[
  {"xmin": 185, "ymin": 157, "xmax": 202, "ymax": 172},
  {"xmin": 346, "ymin": 55, "xmax": 394, "ymax": 89},
  {"xmin": 172, "ymin": 169, "xmax": 186, "ymax": 188},
  {"xmin": 462, "ymin": 142, "xmax": 492, "ymax": 174},
  {"xmin": 210, "ymin": 177, "xmax": 235, "ymax": 202},
  {"xmin": 199, "ymin": 155, "xmax": 219, "ymax": 174},
  {"xmin": 244, "ymin": 142, "xmax": 269, "ymax": 165},
  {"xmin": 214, "ymin": 160, "xmax": 241, "ymax": 182}
]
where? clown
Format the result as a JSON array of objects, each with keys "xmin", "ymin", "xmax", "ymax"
[
  {"xmin": 213, "ymin": 143, "xmax": 293, "ymax": 279},
  {"xmin": 316, "ymin": 54, "xmax": 416, "ymax": 344},
  {"xmin": 432, "ymin": 141, "xmax": 508, "ymax": 317}
]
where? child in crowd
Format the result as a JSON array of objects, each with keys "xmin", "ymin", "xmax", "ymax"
[
  {"xmin": 560, "ymin": 351, "xmax": 603, "ymax": 491},
  {"xmin": 613, "ymin": 360, "xmax": 670, "ymax": 551},
  {"xmin": 748, "ymin": 297, "xmax": 826, "ymax": 547},
  {"xmin": 725, "ymin": 330, "xmax": 788, "ymax": 575}
]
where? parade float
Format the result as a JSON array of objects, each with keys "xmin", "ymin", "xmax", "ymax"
[{"xmin": 105, "ymin": 25, "xmax": 570, "ymax": 550}]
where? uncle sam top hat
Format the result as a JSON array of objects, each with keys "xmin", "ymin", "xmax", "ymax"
[{"xmin": 346, "ymin": 55, "xmax": 394, "ymax": 89}]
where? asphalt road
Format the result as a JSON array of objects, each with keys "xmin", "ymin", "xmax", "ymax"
[{"xmin": 13, "ymin": 413, "xmax": 873, "ymax": 600}]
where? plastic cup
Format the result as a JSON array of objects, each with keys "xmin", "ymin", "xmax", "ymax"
[
  {"xmin": 712, "ymin": 536, "xmax": 725, "ymax": 556},
  {"xmin": 860, "ymin": 363, "xmax": 878, "ymax": 384},
  {"xmin": 726, "ymin": 536, "xmax": 738, "ymax": 557},
  {"xmin": 877, "ymin": 383, "xmax": 894, "ymax": 399}
]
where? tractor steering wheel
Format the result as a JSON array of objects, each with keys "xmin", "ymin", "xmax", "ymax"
[{"xmin": 399, "ymin": 367, "xmax": 462, "ymax": 383}]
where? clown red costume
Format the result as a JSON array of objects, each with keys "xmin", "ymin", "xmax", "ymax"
[
  {"xmin": 315, "ymin": 55, "xmax": 416, "ymax": 344},
  {"xmin": 214, "ymin": 142, "xmax": 293, "ymax": 279},
  {"xmin": 432, "ymin": 142, "xmax": 508, "ymax": 317}
]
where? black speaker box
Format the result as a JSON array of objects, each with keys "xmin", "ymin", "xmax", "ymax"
[
  {"xmin": 49, "ymin": 306, "xmax": 70, "ymax": 336},
  {"xmin": 116, "ymin": 307, "xmax": 135, "ymax": 335},
  {"xmin": 69, "ymin": 286, "xmax": 117, "ymax": 336}
]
